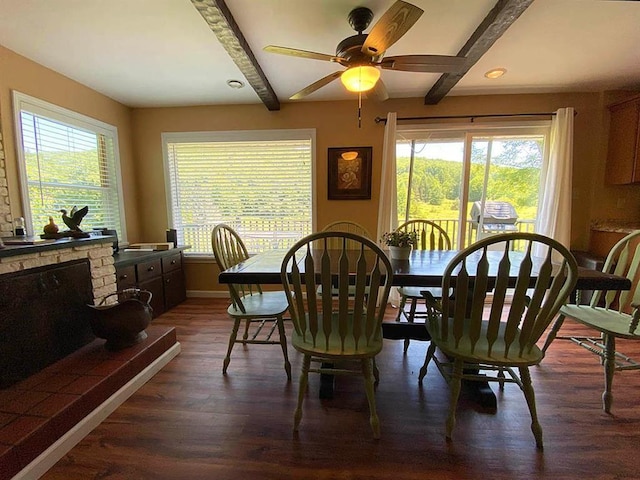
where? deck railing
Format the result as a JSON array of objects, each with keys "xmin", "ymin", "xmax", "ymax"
[
  {"xmin": 182, "ymin": 219, "xmax": 312, "ymax": 255},
  {"xmin": 183, "ymin": 218, "xmax": 536, "ymax": 255}
]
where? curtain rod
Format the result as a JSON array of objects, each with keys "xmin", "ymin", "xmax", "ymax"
[{"xmin": 374, "ymin": 111, "xmax": 577, "ymax": 124}]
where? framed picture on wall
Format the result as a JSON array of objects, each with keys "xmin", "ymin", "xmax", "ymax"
[{"xmin": 327, "ymin": 146, "xmax": 372, "ymax": 200}]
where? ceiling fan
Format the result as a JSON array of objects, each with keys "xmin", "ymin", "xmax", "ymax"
[{"xmin": 264, "ymin": 0, "xmax": 467, "ymax": 101}]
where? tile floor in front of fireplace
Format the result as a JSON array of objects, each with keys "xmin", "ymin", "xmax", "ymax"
[{"xmin": 0, "ymin": 325, "xmax": 177, "ymax": 480}]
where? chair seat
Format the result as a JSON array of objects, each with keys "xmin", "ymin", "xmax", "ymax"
[
  {"xmin": 291, "ymin": 313, "xmax": 383, "ymax": 360},
  {"xmin": 399, "ymin": 286, "xmax": 443, "ymax": 299},
  {"xmin": 317, "ymin": 285, "xmax": 370, "ymax": 296},
  {"xmin": 428, "ymin": 318, "xmax": 544, "ymax": 366},
  {"xmin": 560, "ymin": 304, "xmax": 640, "ymax": 340},
  {"xmin": 228, "ymin": 290, "xmax": 289, "ymax": 318}
]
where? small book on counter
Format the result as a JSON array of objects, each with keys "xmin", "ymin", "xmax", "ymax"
[{"xmin": 124, "ymin": 242, "xmax": 174, "ymax": 252}]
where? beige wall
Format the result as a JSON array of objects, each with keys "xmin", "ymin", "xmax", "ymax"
[
  {"xmin": 133, "ymin": 92, "xmax": 636, "ymax": 292},
  {"xmin": 2, "ymin": 44, "xmax": 640, "ymax": 295},
  {"xmin": 0, "ymin": 45, "xmax": 139, "ymax": 240}
]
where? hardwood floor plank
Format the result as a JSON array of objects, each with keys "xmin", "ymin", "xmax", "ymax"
[{"xmin": 41, "ymin": 298, "xmax": 640, "ymax": 479}]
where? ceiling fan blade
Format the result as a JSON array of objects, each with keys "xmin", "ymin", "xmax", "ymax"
[
  {"xmin": 366, "ymin": 79, "xmax": 389, "ymax": 102},
  {"xmin": 362, "ymin": 1, "xmax": 423, "ymax": 57},
  {"xmin": 290, "ymin": 71, "xmax": 343, "ymax": 100},
  {"xmin": 380, "ymin": 55, "xmax": 466, "ymax": 73},
  {"xmin": 264, "ymin": 45, "xmax": 340, "ymax": 63}
]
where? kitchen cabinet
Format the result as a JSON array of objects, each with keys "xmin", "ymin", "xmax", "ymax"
[
  {"xmin": 114, "ymin": 248, "xmax": 187, "ymax": 318},
  {"xmin": 605, "ymin": 94, "xmax": 640, "ymax": 184}
]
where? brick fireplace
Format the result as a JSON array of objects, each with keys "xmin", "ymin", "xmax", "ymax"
[{"xmin": 0, "ymin": 240, "xmax": 180, "ymax": 479}]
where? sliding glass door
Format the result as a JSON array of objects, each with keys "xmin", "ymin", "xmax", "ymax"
[{"xmin": 396, "ymin": 124, "xmax": 549, "ymax": 249}]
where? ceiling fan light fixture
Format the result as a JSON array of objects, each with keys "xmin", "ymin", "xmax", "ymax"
[
  {"xmin": 484, "ymin": 68, "xmax": 506, "ymax": 79},
  {"xmin": 341, "ymin": 66, "xmax": 380, "ymax": 92}
]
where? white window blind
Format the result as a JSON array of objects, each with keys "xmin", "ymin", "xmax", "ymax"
[
  {"xmin": 163, "ymin": 130, "xmax": 315, "ymax": 256},
  {"xmin": 12, "ymin": 91, "xmax": 125, "ymax": 239}
]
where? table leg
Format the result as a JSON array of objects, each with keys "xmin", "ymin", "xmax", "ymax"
[
  {"xmin": 319, "ymin": 364, "xmax": 335, "ymax": 399},
  {"xmin": 382, "ymin": 322, "xmax": 497, "ymax": 410}
]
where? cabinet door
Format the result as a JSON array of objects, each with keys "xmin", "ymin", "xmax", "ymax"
[
  {"xmin": 606, "ymin": 99, "xmax": 640, "ymax": 184},
  {"xmin": 139, "ymin": 276, "xmax": 165, "ymax": 318},
  {"xmin": 164, "ymin": 269, "xmax": 186, "ymax": 310}
]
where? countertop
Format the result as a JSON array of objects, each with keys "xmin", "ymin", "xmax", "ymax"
[
  {"xmin": 590, "ymin": 220, "xmax": 640, "ymax": 234},
  {"xmin": 113, "ymin": 246, "xmax": 189, "ymax": 267},
  {"xmin": 0, "ymin": 234, "xmax": 116, "ymax": 259}
]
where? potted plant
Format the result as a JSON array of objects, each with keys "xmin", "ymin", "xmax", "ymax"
[{"xmin": 381, "ymin": 230, "xmax": 417, "ymax": 260}]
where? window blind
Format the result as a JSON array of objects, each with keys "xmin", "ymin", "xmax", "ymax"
[
  {"xmin": 13, "ymin": 92, "xmax": 125, "ymax": 239},
  {"xmin": 164, "ymin": 131, "xmax": 314, "ymax": 255}
]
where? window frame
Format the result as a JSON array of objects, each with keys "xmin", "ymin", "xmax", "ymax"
[
  {"xmin": 11, "ymin": 91, "xmax": 127, "ymax": 239},
  {"xmin": 161, "ymin": 128, "xmax": 317, "ymax": 258},
  {"xmin": 396, "ymin": 121, "xmax": 551, "ymax": 248}
]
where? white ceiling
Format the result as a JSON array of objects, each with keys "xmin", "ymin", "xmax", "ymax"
[{"xmin": 1, "ymin": 0, "xmax": 639, "ymax": 108}]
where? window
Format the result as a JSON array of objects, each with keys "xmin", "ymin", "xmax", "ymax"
[
  {"xmin": 397, "ymin": 123, "xmax": 549, "ymax": 249},
  {"xmin": 163, "ymin": 129, "xmax": 315, "ymax": 256},
  {"xmin": 12, "ymin": 91, "xmax": 126, "ymax": 239}
]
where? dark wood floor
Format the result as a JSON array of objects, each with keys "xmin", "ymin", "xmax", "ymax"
[{"xmin": 42, "ymin": 298, "xmax": 640, "ymax": 479}]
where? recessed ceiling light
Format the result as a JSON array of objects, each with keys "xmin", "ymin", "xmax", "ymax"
[
  {"xmin": 484, "ymin": 68, "xmax": 507, "ymax": 79},
  {"xmin": 226, "ymin": 79, "xmax": 245, "ymax": 89}
]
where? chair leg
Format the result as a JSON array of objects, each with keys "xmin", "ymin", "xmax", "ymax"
[
  {"xmin": 603, "ymin": 334, "xmax": 616, "ymax": 413},
  {"xmin": 276, "ymin": 315, "xmax": 292, "ymax": 381},
  {"xmin": 395, "ymin": 295, "xmax": 408, "ymax": 321},
  {"xmin": 445, "ymin": 358, "xmax": 464, "ymax": 442},
  {"xmin": 542, "ymin": 314, "xmax": 566, "ymax": 353},
  {"xmin": 294, "ymin": 355, "xmax": 311, "ymax": 432},
  {"xmin": 497, "ymin": 368, "xmax": 506, "ymax": 391},
  {"xmin": 242, "ymin": 318, "xmax": 251, "ymax": 341},
  {"xmin": 362, "ymin": 358, "xmax": 380, "ymax": 439},
  {"xmin": 519, "ymin": 366, "xmax": 543, "ymax": 449},
  {"xmin": 223, "ymin": 317, "xmax": 242, "ymax": 374},
  {"xmin": 418, "ymin": 341, "xmax": 436, "ymax": 383},
  {"xmin": 373, "ymin": 357, "xmax": 380, "ymax": 385},
  {"xmin": 403, "ymin": 298, "xmax": 418, "ymax": 354}
]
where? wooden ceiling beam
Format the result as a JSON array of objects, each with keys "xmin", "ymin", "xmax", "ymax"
[
  {"xmin": 424, "ymin": 0, "xmax": 534, "ymax": 105},
  {"xmin": 191, "ymin": 0, "xmax": 280, "ymax": 111}
]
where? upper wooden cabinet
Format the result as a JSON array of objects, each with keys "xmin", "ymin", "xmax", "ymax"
[{"xmin": 606, "ymin": 94, "xmax": 640, "ymax": 184}]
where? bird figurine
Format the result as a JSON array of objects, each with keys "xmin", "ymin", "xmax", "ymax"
[
  {"xmin": 60, "ymin": 206, "xmax": 89, "ymax": 232},
  {"xmin": 43, "ymin": 216, "xmax": 59, "ymax": 235}
]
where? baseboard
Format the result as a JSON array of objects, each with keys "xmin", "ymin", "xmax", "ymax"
[
  {"xmin": 12, "ymin": 342, "xmax": 181, "ymax": 480},
  {"xmin": 187, "ymin": 290, "xmax": 229, "ymax": 298}
]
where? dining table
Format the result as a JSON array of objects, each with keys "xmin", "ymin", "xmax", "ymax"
[{"xmin": 218, "ymin": 248, "xmax": 631, "ymax": 406}]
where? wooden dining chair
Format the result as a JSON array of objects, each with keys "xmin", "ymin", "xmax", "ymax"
[
  {"xmin": 211, "ymin": 224, "xmax": 291, "ymax": 380},
  {"xmin": 320, "ymin": 221, "xmax": 372, "ymax": 295},
  {"xmin": 419, "ymin": 232, "xmax": 578, "ymax": 448},
  {"xmin": 542, "ymin": 229, "xmax": 640, "ymax": 413},
  {"xmin": 322, "ymin": 220, "xmax": 372, "ymax": 244},
  {"xmin": 280, "ymin": 231, "xmax": 394, "ymax": 438},
  {"xmin": 395, "ymin": 219, "xmax": 453, "ymax": 353}
]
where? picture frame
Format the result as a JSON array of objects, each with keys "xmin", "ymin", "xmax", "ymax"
[{"xmin": 327, "ymin": 146, "xmax": 372, "ymax": 200}]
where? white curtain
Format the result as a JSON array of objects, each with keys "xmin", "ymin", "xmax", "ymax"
[
  {"xmin": 377, "ymin": 112, "xmax": 398, "ymax": 243},
  {"xmin": 536, "ymin": 107, "xmax": 574, "ymax": 249},
  {"xmin": 377, "ymin": 112, "xmax": 400, "ymax": 304}
]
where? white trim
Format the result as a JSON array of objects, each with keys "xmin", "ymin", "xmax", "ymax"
[
  {"xmin": 11, "ymin": 90, "xmax": 127, "ymax": 241},
  {"xmin": 13, "ymin": 342, "xmax": 181, "ymax": 480},
  {"xmin": 161, "ymin": 128, "xmax": 316, "ymax": 253}
]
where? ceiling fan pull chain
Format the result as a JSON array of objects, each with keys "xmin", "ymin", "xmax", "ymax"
[{"xmin": 358, "ymin": 90, "xmax": 362, "ymax": 128}]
